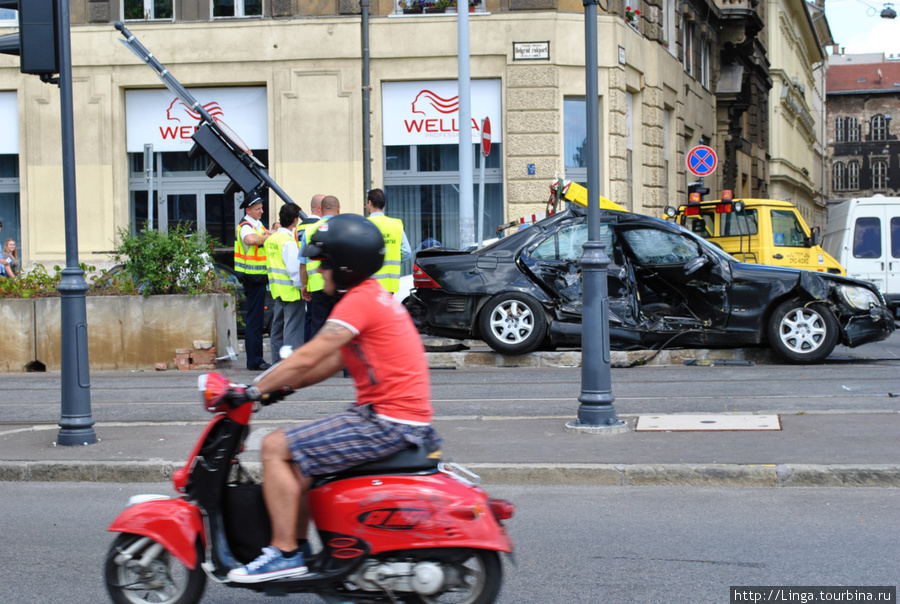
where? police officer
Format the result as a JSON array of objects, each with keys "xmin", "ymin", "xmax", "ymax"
[
  {"xmin": 365, "ymin": 188, "xmax": 411, "ymax": 293},
  {"xmin": 235, "ymin": 193, "xmax": 273, "ymax": 370}
]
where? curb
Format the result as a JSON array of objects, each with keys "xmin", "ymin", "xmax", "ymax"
[{"xmin": 2, "ymin": 461, "xmax": 899, "ymax": 487}]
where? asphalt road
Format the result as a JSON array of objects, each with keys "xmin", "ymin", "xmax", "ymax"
[{"xmin": 4, "ymin": 482, "xmax": 896, "ymax": 604}]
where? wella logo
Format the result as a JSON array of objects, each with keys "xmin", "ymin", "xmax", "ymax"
[
  {"xmin": 404, "ymin": 89, "xmax": 480, "ymax": 137},
  {"xmin": 158, "ymin": 99, "xmax": 226, "ymax": 141}
]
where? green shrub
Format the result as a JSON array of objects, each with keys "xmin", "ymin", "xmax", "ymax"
[{"xmin": 0, "ymin": 225, "xmax": 230, "ymax": 299}]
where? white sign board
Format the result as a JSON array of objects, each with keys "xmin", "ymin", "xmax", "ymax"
[
  {"xmin": 0, "ymin": 91, "xmax": 18, "ymax": 154},
  {"xmin": 382, "ymin": 80, "xmax": 502, "ymax": 146},
  {"xmin": 125, "ymin": 87, "xmax": 268, "ymax": 153}
]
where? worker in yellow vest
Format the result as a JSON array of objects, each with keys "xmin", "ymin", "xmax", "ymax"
[
  {"xmin": 365, "ymin": 188, "xmax": 410, "ymax": 294},
  {"xmin": 265, "ymin": 203, "xmax": 304, "ymax": 364},
  {"xmin": 299, "ymin": 195, "xmax": 341, "ymax": 337},
  {"xmin": 235, "ymin": 193, "xmax": 274, "ymax": 370},
  {"xmin": 296, "ymin": 194, "xmax": 324, "ymax": 342}
]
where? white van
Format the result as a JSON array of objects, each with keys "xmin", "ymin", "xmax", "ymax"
[{"xmin": 822, "ymin": 195, "xmax": 900, "ymax": 311}]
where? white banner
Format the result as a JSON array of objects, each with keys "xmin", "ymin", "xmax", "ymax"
[
  {"xmin": 125, "ymin": 87, "xmax": 268, "ymax": 153},
  {"xmin": 382, "ymin": 80, "xmax": 502, "ymax": 146},
  {"xmin": 0, "ymin": 91, "xmax": 18, "ymax": 154}
]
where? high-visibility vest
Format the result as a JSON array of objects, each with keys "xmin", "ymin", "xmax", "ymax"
[
  {"xmin": 304, "ymin": 217, "xmax": 332, "ymax": 293},
  {"xmin": 234, "ymin": 219, "xmax": 267, "ymax": 276},
  {"xmin": 368, "ymin": 214, "xmax": 403, "ymax": 293},
  {"xmin": 264, "ymin": 231, "xmax": 301, "ymax": 302}
]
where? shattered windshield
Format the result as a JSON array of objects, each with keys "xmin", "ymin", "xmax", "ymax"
[{"xmin": 620, "ymin": 228, "xmax": 700, "ymax": 264}]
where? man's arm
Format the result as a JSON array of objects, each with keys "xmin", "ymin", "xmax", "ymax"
[
  {"xmin": 400, "ymin": 230, "xmax": 412, "ymax": 262},
  {"xmin": 253, "ymin": 321, "xmax": 353, "ymax": 393}
]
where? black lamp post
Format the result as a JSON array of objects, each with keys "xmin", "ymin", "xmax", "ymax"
[{"xmin": 566, "ymin": 0, "xmax": 627, "ymax": 435}]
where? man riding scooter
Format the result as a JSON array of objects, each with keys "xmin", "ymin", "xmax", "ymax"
[{"xmin": 226, "ymin": 213, "xmax": 441, "ymax": 584}]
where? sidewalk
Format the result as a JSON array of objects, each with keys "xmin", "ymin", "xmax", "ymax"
[
  {"xmin": 2, "ymin": 339, "xmax": 898, "ymax": 487},
  {"xmin": 2, "ymin": 412, "xmax": 898, "ymax": 487}
]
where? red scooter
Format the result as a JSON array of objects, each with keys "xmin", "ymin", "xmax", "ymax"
[{"xmin": 104, "ymin": 372, "xmax": 514, "ymax": 604}]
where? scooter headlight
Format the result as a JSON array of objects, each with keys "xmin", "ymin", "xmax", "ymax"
[{"xmin": 837, "ymin": 285, "xmax": 880, "ymax": 310}]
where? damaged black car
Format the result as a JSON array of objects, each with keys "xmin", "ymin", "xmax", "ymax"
[{"xmin": 405, "ymin": 205, "xmax": 895, "ymax": 363}]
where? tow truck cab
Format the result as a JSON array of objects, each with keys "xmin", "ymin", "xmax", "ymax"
[{"xmin": 665, "ymin": 193, "xmax": 845, "ymax": 275}]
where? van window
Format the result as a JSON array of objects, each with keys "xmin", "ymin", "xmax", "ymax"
[
  {"xmin": 721, "ymin": 209, "xmax": 758, "ymax": 236},
  {"xmin": 853, "ymin": 217, "xmax": 882, "ymax": 259},
  {"xmin": 771, "ymin": 210, "xmax": 806, "ymax": 247},
  {"xmin": 892, "ymin": 217, "xmax": 900, "ymax": 258}
]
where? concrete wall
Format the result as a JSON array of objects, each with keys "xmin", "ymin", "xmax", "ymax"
[{"xmin": 0, "ymin": 294, "xmax": 237, "ymax": 372}]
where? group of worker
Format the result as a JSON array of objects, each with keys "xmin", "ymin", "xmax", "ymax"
[{"xmin": 233, "ymin": 188, "xmax": 410, "ymax": 371}]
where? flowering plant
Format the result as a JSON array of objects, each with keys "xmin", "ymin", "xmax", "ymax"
[{"xmin": 625, "ymin": 5, "xmax": 640, "ymax": 23}]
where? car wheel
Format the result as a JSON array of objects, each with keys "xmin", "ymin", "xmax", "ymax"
[
  {"xmin": 768, "ymin": 299, "xmax": 838, "ymax": 364},
  {"xmin": 478, "ymin": 292, "xmax": 548, "ymax": 355}
]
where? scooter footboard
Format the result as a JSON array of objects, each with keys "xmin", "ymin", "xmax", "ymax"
[{"xmin": 108, "ymin": 497, "xmax": 204, "ymax": 569}]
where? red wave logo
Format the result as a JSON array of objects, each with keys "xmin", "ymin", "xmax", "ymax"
[
  {"xmin": 412, "ymin": 90, "xmax": 459, "ymax": 116},
  {"xmin": 165, "ymin": 99, "xmax": 226, "ymax": 123}
]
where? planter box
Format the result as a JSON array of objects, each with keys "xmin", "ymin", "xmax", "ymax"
[{"xmin": 0, "ymin": 294, "xmax": 237, "ymax": 372}]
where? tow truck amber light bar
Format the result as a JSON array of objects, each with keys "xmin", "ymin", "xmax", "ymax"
[
  {"xmin": 684, "ymin": 206, "xmax": 700, "ymax": 216},
  {"xmin": 715, "ymin": 203, "xmax": 733, "ymax": 214},
  {"xmin": 413, "ymin": 265, "xmax": 441, "ymax": 289}
]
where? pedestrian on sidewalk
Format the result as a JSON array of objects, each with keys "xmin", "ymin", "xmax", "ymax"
[
  {"xmin": 299, "ymin": 195, "xmax": 340, "ymax": 339},
  {"xmin": 297, "ymin": 194, "xmax": 323, "ymax": 343},
  {"xmin": 265, "ymin": 203, "xmax": 305, "ymax": 364}
]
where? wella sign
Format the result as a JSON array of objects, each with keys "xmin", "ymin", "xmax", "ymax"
[
  {"xmin": 382, "ymin": 80, "xmax": 502, "ymax": 146},
  {"xmin": 125, "ymin": 87, "xmax": 267, "ymax": 153}
]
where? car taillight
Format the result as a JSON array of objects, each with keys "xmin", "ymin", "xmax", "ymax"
[
  {"xmin": 488, "ymin": 498, "xmax": 515, "ymax": 521},
  {"xmin": 413, "ymin": 265, "xmax": 441, "ymax": 289}
]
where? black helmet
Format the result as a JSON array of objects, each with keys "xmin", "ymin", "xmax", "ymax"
[{"xmin": 303, "ymin": 214, "xmax": 385, "ymax": 289}]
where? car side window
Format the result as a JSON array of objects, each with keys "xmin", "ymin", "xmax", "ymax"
[
  {"xmin": 771, "ymin": 210, "xmax": 806, "ymax": 247},
  {"xmin": 531, "ymin": 224, "xmax": 613, "ymax": 261},
  {"xmin": 721, "ymin": 209, "xmax": 759, "ymax": 236},
  {"xmin": 620, "ymin": 228, "xmax": 699, "ymax": 264}
]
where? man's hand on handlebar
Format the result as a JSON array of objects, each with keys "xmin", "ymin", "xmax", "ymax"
[{"xmin": 225, "ymin": 385, "xmax": 294, "ymax": 408}]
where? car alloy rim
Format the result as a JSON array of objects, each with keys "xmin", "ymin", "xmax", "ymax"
[
  {"xmin": 779, "ymin": 307, "xmax": 827, "ymax": 354},
  {"xmin": 489, "ymin": 300, "xmax": 534, "ymax": 344}
]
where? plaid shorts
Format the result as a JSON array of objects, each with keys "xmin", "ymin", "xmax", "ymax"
[{"xmin": 283, "ymin": 404, "xmax": 442, "ymax": 477}]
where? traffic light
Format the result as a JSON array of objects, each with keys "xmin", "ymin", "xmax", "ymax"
[
  {"xmin": 188, "ymin": 122, "xmax": 263, "ymax": 196},
  {"xmin": 688, "ymin": 182, "xmax": 710, "ymax": 201},
  {"xmin": 0, "ymin": 0, "xmax": 59, "ymax": 76}
]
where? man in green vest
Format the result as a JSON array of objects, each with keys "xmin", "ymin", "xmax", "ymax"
[
  {"xmin": 265, "ymin": 203, "xmax": 304, "ymax": 365},
  {"xmin": 365, "ymin": 188, "xmax": 411, "ymax": 293},
  {"xmin": 235, "ymin": 193, "xmax": 274, "ymax": 370},
  {"xmin": 300, "ymin": 195, "xmax": 341, "ymax": 337}
]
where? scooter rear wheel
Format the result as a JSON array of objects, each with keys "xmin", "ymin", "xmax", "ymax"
[
  {"xmin": 404, "ymin": 549, "xmax": 502, "ymax": 604},
  {"xmin": 104, "ymin": 533, "xmax": 206, "ymax": 604}
]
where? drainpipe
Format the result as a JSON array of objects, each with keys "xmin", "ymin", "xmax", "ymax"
[{"xmin": 362, "ymin": 0, "xmax": 371, "ymax": 195}]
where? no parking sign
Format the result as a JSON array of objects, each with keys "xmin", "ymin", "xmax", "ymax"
[{"xmin": 686, "ymin": 145, "xmax": 717, "ymax": 177}]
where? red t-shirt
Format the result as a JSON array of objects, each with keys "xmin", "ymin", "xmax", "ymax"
[{"xmin": 327, "ymin": 279, "xmax": 433, "ymax": 424}]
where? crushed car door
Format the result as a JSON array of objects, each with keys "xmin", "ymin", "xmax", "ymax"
[
  {"xmin": 617, "ymin": 226, "xmax": 731, "ymax": 330},
  {"xmin": 519, "ymin": 221, "xmax": 639, "ymax": 325}
]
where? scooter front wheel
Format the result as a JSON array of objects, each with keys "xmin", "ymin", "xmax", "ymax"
[
  {"xmin": 104, "ymin": 533, "xmax": 206, "ymax": 604},
  {"xmin": 404, "ymin": 549, "xmax": 502, "ymax": 604}
]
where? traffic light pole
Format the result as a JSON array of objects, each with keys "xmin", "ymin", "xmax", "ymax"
[{"xmin": 56, "ymin": 0, "xmax": 96, "ymax": 446}]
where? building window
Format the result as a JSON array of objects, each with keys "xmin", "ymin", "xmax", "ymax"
[
  {"xmin": 848, "ymin": 160, "xmax": 860, "ymax": 190},
  {"xmin": 835, "ymin": 117, "xmax": 845, "ymax": 142},
  {"xmin": 682, "ymin": 18, "xmax": 693, "ymax": 77},
  {"xmin": 872, "ymin": 159, "xmax": 888, "ymax": 190},
  {"xmin": 123, "ymin": 0, "xmax": 173, "ymax": 20},
  {"xmin": 662, "ymin": 0, "xmax": 676, "ymax": 54},
  {"xmin": 213, "ymin": 0, "xmax": 263, "ymax": 18},
  {"xmin": 383, "ymin": 144, "xmax": 504, "ymax": 271},
  {"xmin": 832, "ymin": 162, "xmax": 845, "ymax": 191},
  {"xmin": 564, "ymin": 97, "xmax": 587, "ymax": 185},
  {"xmin": 700, "ymin": 41, "xmax": 711, "ymax": 90},
  {"xmin": 0, "ymin": 154, "xmax": 19, "ymax": 254},
  {"xmin": 847, "ymin": 117, "xmax": 861, "ymax": 142},
  {"xmin": 871, "ymin": 115, "xmax": 888, "ymax": 141}
]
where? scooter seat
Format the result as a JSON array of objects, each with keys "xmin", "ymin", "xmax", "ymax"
[{"xmin": 335, "ymin": 444, "xmax": 441, "ymax": 478}]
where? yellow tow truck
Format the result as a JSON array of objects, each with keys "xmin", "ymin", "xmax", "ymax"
[{"xmin": 665, "ymin": 192, "xmax": 845, "ymax": 275}]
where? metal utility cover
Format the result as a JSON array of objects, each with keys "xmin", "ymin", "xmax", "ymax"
[{"xmin": 635, "ymin": 414, "xmax": 782, "ymax": 432}]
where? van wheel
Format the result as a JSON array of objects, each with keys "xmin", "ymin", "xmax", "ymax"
[
  {"xmin": 479, "ymin": 293, "xmax": 547, "ymax": 355},
  {"xmin": 768, "ymin": 299, "xmax": 838, "ymax": 364}
]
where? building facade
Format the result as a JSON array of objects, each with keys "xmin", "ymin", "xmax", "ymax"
[
  {"xmin": 1, "ymin": 0, "xmax": 773, "ymax": 269},
  {"xmin": 826, "ymin": 54, "xmax": 900, "ymax": 203}
]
